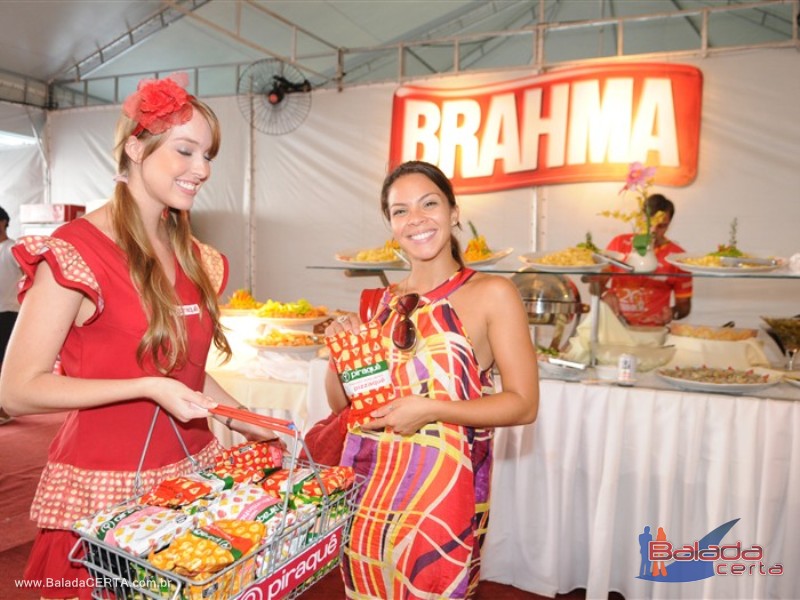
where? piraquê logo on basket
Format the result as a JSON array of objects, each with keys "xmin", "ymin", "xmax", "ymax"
[
  {"xmin": 259, "ymin": 528, "xmax": 341, "ymax": 599},
  {"xmin": 637, "ymin": 518, "xmax": 783, "ymax": 582}
]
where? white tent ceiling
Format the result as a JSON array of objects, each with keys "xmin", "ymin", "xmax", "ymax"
[{"xmin": 1, "ymin": 0, "xmax": 797, "ymax": 110}]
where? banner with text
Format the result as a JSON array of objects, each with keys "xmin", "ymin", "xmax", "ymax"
[{"xmin": 388, "ymin": 63, "xmax": 703, "ymax": 194}]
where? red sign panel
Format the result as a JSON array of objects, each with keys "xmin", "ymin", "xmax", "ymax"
[{"xmin": 388, "ymin": 63, "xmax": 703, "ymax": 194}]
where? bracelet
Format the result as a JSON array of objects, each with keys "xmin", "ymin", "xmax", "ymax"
[{"xmin": 224, "ymin": 404, "xmax": 249, "ymax": 429}]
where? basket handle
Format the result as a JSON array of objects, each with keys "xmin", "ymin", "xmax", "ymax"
[{"xmin": 210, "ymin": 405, "xmax": 298, "ymax": 437}]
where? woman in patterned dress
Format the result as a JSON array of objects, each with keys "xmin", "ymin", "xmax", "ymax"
[
  {"xmin": 326, "ymin": 161, "xmax": 540, "ymax": 599},
  {"xmin": 0, "ymin": 75, "xmax": 274, "ymax": 600}
]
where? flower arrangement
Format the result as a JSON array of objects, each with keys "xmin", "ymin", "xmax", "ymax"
[
  {"xmin": 122, "ymin": 72, "xmax": 194, "ymax": 136},
  {"xmin": 598, "ymin": 161, "xmax": 665, "ymax": 257}
]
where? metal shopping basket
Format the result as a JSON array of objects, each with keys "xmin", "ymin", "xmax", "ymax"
[{"xmin": 69, "ymin": 407, "xmax": 362, "ymax": 600}]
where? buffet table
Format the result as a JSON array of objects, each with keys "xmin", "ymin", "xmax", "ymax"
[
  {"xmin": 481, "ymin": 379, "xmax": 799, "ymax": 600},
  {"xmin": 209, "ymin": 358, "xmax": 799, "ymax": 598}
]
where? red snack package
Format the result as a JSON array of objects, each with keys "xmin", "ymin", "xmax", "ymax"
[
  {"xmin": 326, "ymin": 321, "xmax": 395, "ymax": 428},
  {"xmin": 301, "ymin": 465, "xmax": 356, "ymax": 497},
  {"xmin": 140, "ymin": 472, "xmax": 232, "ymax": 508},
  {"xmin": 260, "ymin": 467, "xmax": 315, "ymax": 498},
  {"xmin": 212, "ymin": 440, "xmax": 284, "ymax": 484}
]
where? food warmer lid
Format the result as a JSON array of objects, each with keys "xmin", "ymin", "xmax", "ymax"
[{"xmin": 510, "ymin": 270, "xmax": 583, "ymax": 315}]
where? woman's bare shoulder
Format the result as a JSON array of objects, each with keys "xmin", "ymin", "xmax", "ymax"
[{"xmin": 466, "ymin": 271, "xmax": 519, "ymax": 296}]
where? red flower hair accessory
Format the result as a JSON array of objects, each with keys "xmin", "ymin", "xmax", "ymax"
[{"xmin": 123, "ymin": 73, "xmax": 194, "ymax": 136}]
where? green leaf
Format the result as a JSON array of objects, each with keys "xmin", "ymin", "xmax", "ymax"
[
  {"xmin": 632, "ymin": 233, "xmax": 650, "ymax": 257},
  {"xmin": 468, "ymin": 220, "xmax": 479, "ymax": 239}
]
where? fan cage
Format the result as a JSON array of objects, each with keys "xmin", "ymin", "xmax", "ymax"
[{"xmin": 237, "ymin": 59, "xmax": 311, "ymax": 135}]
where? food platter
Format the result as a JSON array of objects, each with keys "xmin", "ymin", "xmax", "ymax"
[
  {"xmin": 335, "ymin": 250, "xmax": 405, "ymax": 269},
  {"xmin": 466, "ymin": 247, "xmax": 514, "ymax": 268},
  {"xmin": 666, "ymin": 253, "xmax": 785, "ymax": 275},
  {"xmin": 656, "ymin": 368, "xmax": 778, "ymax": 395},
  {"xmin": 519, "ymin": 251, "xmax": 608, "ymax": 273},
  {"xmin": 255, "ymin": 315, "xmax": 331, "ymax": 328},
  {"xmin": 246, "ymin": 338, "xmax": 325, "ymax": 356}
]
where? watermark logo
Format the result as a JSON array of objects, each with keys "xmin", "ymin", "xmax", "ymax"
[{"xmin": 637, "ymin": 518, "xmax": 783, "ymax": 583}]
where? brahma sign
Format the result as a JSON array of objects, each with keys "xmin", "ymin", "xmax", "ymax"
[{"xmin": 388, "ymin": 63, "xmax": 703, "ymax": 194}]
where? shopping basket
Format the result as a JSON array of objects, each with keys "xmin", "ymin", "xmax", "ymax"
[{"xmin": 69, "ymin": 406, "xmax": 363, "ymax": 600}]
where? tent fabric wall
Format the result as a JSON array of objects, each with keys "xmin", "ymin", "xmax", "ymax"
[
  {"xmin": 0, "ymin": 102, "xmax": 46, "ymax": 239},
  {"xmin": 1, "ymin": 48, "xmax": 798, "ymax": 331}
]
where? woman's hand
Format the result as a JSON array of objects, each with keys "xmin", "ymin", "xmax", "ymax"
[
  {"xmin": 361, "ymin": 395, "xmax": 437, "ymax": 436},
  {"xmin": 146, "ymin": 377, "xmax": 217, "ymax": 422},
  {"xmin": 324, "ymin": 312, "xmax": 361, "ymax": 337},
  {"xmin": 229, "ymin": 417, "xmax": 282, "ymax": 443}
]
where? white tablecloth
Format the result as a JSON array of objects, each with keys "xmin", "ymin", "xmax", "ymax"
[{"xmin": 481, "ymin": 380, "xmax": 800, "ymax": 599}]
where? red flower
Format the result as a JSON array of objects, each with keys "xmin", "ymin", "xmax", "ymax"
[{"xmin": 123, "ymin": 73, "xmax": 193, "ymax": 135}]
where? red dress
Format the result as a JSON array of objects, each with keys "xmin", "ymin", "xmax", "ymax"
[{"xmin": 12, "ymin": 218, "xmax": 228, "ymax": 598}]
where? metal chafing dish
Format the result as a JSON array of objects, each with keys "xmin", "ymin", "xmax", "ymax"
[{"xmin": 511, "ymin": 269, "xmax": 589, "ymax": 351}]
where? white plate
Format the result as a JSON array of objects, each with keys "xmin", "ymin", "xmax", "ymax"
[
  {"xmin": 246, "ymin": 339, "xmax": 325, "ymax": 355},
  {"xmin": 220, "ymin": 308, "xmax": 258, "ymax": 317},
  {"xmin": 335, "ymin": 250, "xmax": 405, "ymax": 269},
  {"xmin": 666, "ymin": 253, "xmax": 785, "ymax": 275},
  {"xmin": 466, "ymin": 247, "xmax": 514, "ymax": 268},
  {"xmin": 656, "ymin": 371, "xmax": 779, "ymax": 395},
  {"xmin": 519, "ymin": 251, "xmax": 608, "ymax": 273},
  {"xmin": 254, "ymin": 315, "xmax": 331, "ymax": 327},
  {"xmin": 783, "ymin": 377, "xmax": 800, "ymax": 390}
]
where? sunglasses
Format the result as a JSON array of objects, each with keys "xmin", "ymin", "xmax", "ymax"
[{"xmin": 391, "ymin": 292, "xmax": 420, "ymax": 351}]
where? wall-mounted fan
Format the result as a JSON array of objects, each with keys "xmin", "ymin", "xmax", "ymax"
[{"xmin": 237, "ymin": 59, "xmax": 312, "ymax": 135}]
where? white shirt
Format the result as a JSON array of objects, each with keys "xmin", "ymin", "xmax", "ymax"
[{"xmin": 0, "ymin": 237, "xmax": 21, "ymax": 312}]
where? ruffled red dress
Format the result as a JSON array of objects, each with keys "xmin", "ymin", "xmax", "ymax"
[{"xmin": 12, "ymin": 219, "xmax": 228, "ymax": 599}]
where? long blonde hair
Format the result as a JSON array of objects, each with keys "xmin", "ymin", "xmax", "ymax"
[{"xmin": 112, "ymin": 97, "xmax": 231, "ymax": 374}]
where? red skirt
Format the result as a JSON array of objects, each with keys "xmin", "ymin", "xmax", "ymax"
[{"xmin": 23, "ymin": 529, "xmax": 94, "ymax": 600}]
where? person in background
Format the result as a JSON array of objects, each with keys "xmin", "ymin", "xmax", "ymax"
[
  {"xmin": 0, "ymin": 74, "xmax": 275, "ymax": 600},
  {"xmin": 325, "ymin": 160, "xmax": 539, "ymax": 599},
  {"xmin": 0, "ymin": 205, "xmax": 21, "ymax": 424},
  {"xmin": 599, "ymin": 193, "xmax": 692, "ymax": 326}
]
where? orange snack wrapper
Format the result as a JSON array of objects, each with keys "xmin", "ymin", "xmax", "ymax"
[
  {"xmin": 326, "ymin": 321, "xmax": 395, "ymax": 428},
  {"xmin": 301, "ymin": 465, "xmax": 356, "ymax": 497},
  {"xmin": 212, "ymin": 440, "xmax": 284, "ymax": 484},
  {"xmin": 140, "ymin": 472, "xmax": 232, "ymax": 508}
]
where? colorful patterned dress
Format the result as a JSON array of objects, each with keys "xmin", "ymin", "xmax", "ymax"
[
  {"xmin": 12, "ymin": 218, "xmax": 228, "ymax": 593},
  {"xmin": 341, "ymin": 268, "xmax": 494, "ymax": 600}
]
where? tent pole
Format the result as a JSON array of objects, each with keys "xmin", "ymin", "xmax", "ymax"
[{"xmin": 247, "ymin": 96, "xmax": 256, "ymax": 292}]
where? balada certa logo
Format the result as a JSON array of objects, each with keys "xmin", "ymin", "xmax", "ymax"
[{"xmin": 638, "ymin": 518, "xmax": 783, "ymax": 583}]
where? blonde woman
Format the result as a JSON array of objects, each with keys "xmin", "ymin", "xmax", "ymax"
[{"xmin": 0, "ymin": 74, "xmax": 272, "ymax": 599}]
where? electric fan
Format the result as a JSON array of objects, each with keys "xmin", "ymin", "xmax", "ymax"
[{"xmin": 237, "ymin": 59, "xmax": 312, "ymax": 135}]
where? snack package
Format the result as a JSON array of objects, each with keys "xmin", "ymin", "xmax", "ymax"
[
  {"xmin": 149, "ymin": 519, "xmax": 266, "ymax": 578},
  {"xmin": 212, "ymin": 440, "xmax": 284, "ymax": 484},
  {"xmin": 300, "ymin": 465, "xmax": 355, "ymax": 498},
  {"xmin": 75, "ymin": 503, "xmax": 194, "ymax": 556},
  {"xmin": 260, "ymin": 467, "xmax": 315, "ymax": 497},
  {"xmin": 254, "ymin": 503, "xmax": 317, "ymax": 578},
  {"xmin": 140, "ymin": 471, "xmax": 233, "ymax": 508},
  {"xmin": 326, "ymin": 321, "xmax": 395, "ymax": 428},
  {"xmin": 185, "ymin": 484, "xmax": 279, "ymax": 529}
]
